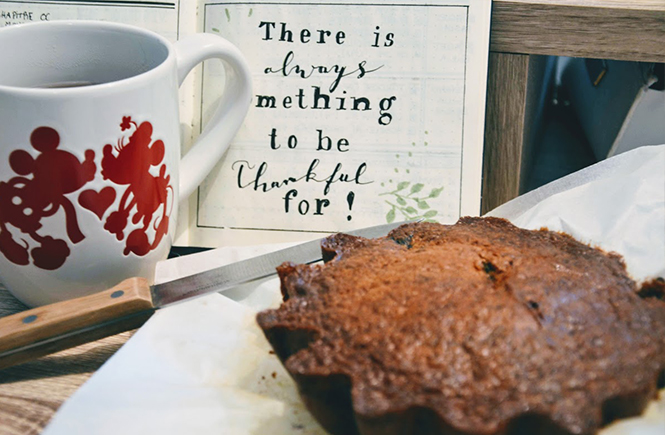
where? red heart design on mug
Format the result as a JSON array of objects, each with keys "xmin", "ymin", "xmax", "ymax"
[{"xmin": 79, "ymin": 187, "xmax": 116, "ymax": 220}]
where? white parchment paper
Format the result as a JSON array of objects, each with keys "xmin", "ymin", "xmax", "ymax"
[{"xmin": 44, "ymin": 145, "xmax": 665, "ymax": 435}]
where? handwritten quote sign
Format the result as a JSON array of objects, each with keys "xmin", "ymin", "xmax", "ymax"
[{"xmin": 196, "ymin": 1, "xmax": 487, "ymax": 237}]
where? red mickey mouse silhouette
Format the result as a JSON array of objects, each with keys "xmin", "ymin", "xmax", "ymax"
[
  {"xmin": 101, "ymin": 117, "xmax": 172, "ymax": 256},
  {"xmin": 0, "ymin": 127, "xmax": 96, "ymax": 270}
]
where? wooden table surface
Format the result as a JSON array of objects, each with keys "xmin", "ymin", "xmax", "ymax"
[
  {"xmin": 1, "ymin": 1, "xmax": 664, "ymax": 434},
  {"xmin": 0, "ymin": 287, "xmax": 134, "ymax": 435}
]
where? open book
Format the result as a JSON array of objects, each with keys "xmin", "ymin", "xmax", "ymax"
[{"xmin": 0, "ymin": 0, "xmax": 491, "ymax": 247}]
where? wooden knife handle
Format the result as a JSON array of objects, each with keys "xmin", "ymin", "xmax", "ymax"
[{"xmin": 0, "ymin": 278, "xmax": 156, "ymax": 370}]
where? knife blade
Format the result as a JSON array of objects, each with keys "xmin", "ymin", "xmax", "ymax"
[{"xmin": 0, "ymin": 220, "xmax": 407, "ymax": 370}]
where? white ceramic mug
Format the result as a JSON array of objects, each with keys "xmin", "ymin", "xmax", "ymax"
[{"xmin": 0, "ymin": 21, "xmax": 252, "ymax": 306}]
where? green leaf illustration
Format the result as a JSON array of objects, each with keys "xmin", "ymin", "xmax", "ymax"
[
  {"xmin": 410, "ymin": 183, "xmax": 424, "ymax": 194},
  {"xmin": 380, "ymin": 133, "xmax": 446, "ymax": 223},
  {"xmin": 428, "ymin": 187, "xmax": 443, "ymax": 198},
  {"xmin": 396, "ymin": 181, "xmax": 410, "ymax": 191}
]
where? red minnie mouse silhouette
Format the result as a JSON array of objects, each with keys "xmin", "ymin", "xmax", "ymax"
[
  {"xmin": 0, "ymin": 127, "xmax": 95, "ymax": 270},
  {"xmin": 101, "ymin": 117, "xmax": 172, "ymax": 256}
]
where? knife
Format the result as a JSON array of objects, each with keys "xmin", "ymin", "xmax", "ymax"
[{"xmin": 0, "ymin": 221, "xmax": 407, "ymax": 370}]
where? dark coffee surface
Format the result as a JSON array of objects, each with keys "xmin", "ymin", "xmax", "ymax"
[
  {"xmin": 257, "ymin": 217, "xmax": 665, "ymax": 435},
  {"xmin": 33, "ymin": 81, "xmax": 98, "ymax": 88}
]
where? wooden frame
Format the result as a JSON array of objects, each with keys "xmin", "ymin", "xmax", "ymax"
[{"xmin": 481, "ymin": 0, "xmax": 665, "ymax": 213}]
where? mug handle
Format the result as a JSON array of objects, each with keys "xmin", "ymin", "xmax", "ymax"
[{"xmin": 173, "ymin": 34, "xmax": 252, "ymax": 202}]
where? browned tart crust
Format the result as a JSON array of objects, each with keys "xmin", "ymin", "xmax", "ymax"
[{"xmin": 256, "ymin": 217, "xmax": 665, "ymax": 435}]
